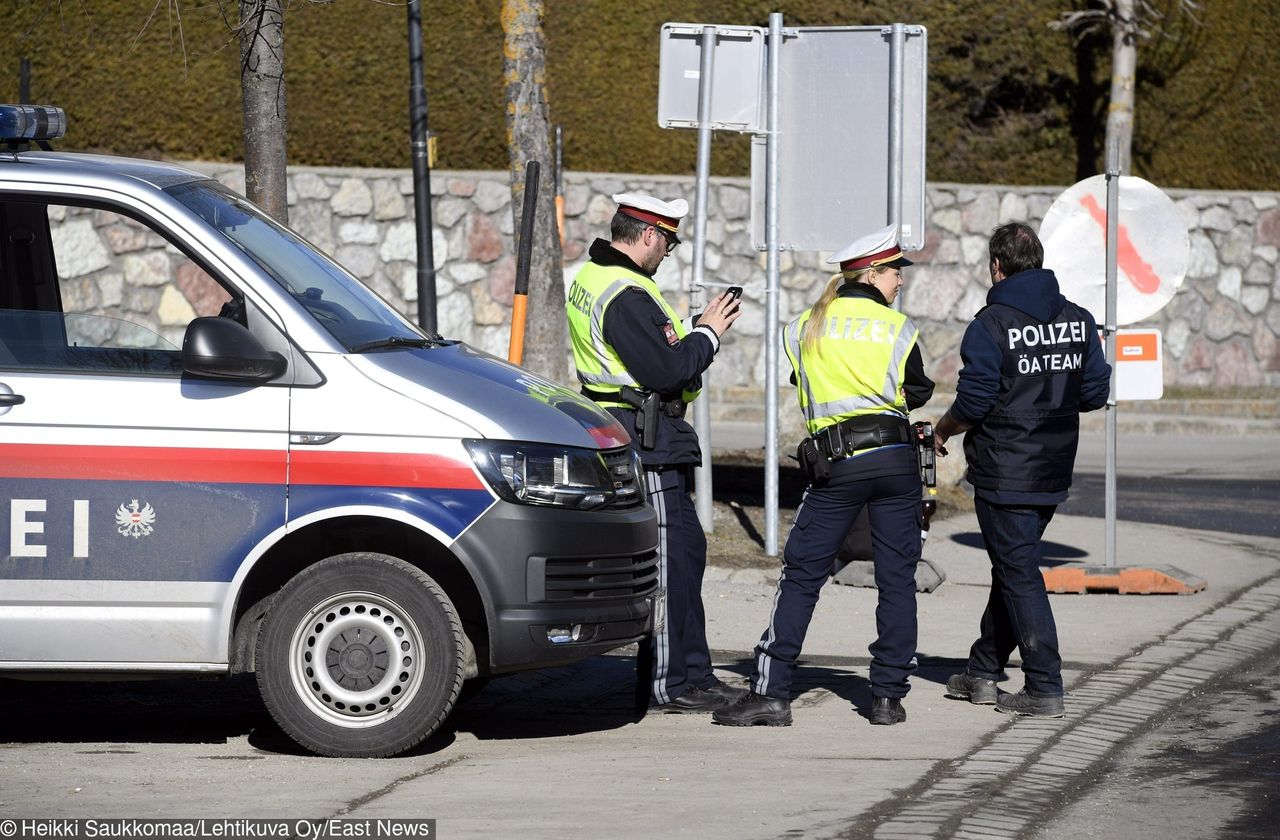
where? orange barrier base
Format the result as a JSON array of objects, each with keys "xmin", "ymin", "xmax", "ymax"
[{"xmin": 1042, "ymin": 565, "xmax": 1207, "ymax": 595}]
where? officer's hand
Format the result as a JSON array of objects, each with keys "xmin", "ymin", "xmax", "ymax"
[
  {"xmin": 696, "ymin": 291, "xmax": 743, "ymax": 337},
  {"xmin": 934, "ymin": 434, "xmax": 949, "ymax": 458}
]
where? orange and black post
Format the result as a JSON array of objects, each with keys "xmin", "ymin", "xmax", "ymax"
[{"xmin": 507, "ymin": 160, "xmax": 539, "ymax": 365}]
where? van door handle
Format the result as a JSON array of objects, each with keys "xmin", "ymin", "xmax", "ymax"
[{"xmin": 0, "ymin": 392, "xmax": 25, "ymax": 407}]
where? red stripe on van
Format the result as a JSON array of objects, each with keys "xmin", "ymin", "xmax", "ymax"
[
  {"xmin": 289, "ymin": 450, "xmax": 484, "ymax": 490},
  {"xmin": 0, "ymin": 443, "xmax": 482, "ymax": 490},
  {"xmin": 0, "ymin": 443, "xmax": 287, "ymax": 483}
]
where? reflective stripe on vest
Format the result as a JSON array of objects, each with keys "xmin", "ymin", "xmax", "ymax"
[
  {"xmin": 784, "ymin": 297, "xmax": 917, "ymax": 434},
  {"xmin": 566, "ymin": 260, "xmax": 701, "ymax": 405}
]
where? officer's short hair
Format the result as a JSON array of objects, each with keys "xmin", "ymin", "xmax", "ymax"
[
  {"xmin": 989, "ymin": 223, "xmax": 1043, "ymax": 276},
  {"xmin": 611, "ymin": 211, "xmax": 650, "ymax": 245}
]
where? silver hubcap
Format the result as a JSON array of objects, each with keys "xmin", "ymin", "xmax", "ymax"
[{"xmin": 288, "ymin": 591, "xmax": 426, "ymax": 728}]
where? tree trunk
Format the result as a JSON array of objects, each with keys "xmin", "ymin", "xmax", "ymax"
[
  {"xmin": 501, "ymin": 0, "xmax": 567, "ymax": 383},
  {"xmin": 1107, "ymin": 0, "xmax": 1138, "ymax": 174},
  {"xmin": 240, "ymin": 0, "xmax": 289, "ymax": 223}
]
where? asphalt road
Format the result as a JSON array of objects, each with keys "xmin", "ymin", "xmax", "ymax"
[
  {"xmin": 1064, "ymin": 432, "xmax": 1280, "ymax": 537},
  {"xmin": 1036, "ymin": 639, "xmax": 1280, "ymax": 840}
]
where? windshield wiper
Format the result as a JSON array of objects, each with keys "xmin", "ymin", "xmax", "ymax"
[{"xmin": 349, "ymin": 335, "xmax": 446, "ymax": 354}]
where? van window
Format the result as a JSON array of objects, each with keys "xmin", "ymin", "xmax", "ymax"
[
  {"xmin": 166, "ymin": 180, "xmax": 424, "ymax": 350},
  {"xmin": 0, "ymin": 200, "xmax": 233, "ymax": 375}
]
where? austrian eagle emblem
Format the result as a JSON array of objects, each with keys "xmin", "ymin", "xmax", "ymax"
[{"xmin": 115, "ymin": 499, "xmax": 156, "ymax": 538}]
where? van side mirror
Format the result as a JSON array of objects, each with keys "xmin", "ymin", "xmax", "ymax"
[{"xmin": 182, "ymin": 316, "xmax": 286, "ymax": 383}]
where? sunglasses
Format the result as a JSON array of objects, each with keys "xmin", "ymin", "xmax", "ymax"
[{"xmin": 652, "ymin": 226, "xmax": 680, "ymax": 255}]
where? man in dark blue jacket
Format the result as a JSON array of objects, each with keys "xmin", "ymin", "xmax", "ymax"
[{"xmin": 933, "ymin": 222, "xmax": 1111, "ymax": 718}]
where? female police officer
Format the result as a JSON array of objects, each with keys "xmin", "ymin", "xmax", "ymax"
[{"xmin": 714, "ymin": 224, "xmax": 933, "ymax": 727}]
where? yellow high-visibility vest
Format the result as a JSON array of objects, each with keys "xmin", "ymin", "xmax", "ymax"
[
  {"xmin": 566, "ymin": 260, "xmax": 701, "ymax": 408},
  {"xmin": 784, "ymin": 295, "xmax": 918, "ymax": 435}
]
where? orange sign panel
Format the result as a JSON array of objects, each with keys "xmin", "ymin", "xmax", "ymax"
[{"xmin": 1117, "ymin": 331, "xmax": 1158, "ymax": 362}]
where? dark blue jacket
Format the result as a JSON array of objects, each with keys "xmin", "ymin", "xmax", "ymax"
[{"xmin": 952, "ymin": 268, "xmax": 1111, "ymax": 501}]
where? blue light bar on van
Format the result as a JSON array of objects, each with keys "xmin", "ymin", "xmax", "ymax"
[{"xmin": 0, "ymin": 105, "xmax": 67, "ymax": 143}]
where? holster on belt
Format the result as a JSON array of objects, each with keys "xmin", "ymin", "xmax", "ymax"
[
  {"xmin": 583, "ymin": 385, "xmax": 687, "ymax": 451},
  {"xmin": 796, "ymin": 437, "xmax": 831, "ymax": 486},
  {"xmin": 795, "ymin": 415, "xmax": 913, "ymax": 485},
  {"xmin": 613, "ymin": 386, "xmax": 657, "ymax": 450}
]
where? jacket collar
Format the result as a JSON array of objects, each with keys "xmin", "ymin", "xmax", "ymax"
[
  {"xmin": 589, "ymin": 238, "xmax": 653, "ymax": 278},
  {"xmin": 836, "ymin": 282, "xmax": 889, "ymax": 306}
]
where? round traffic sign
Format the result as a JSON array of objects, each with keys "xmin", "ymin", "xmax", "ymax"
[{"xmin": 1039, "ymin": 175, "xmax": 1189, "ymax": 325}]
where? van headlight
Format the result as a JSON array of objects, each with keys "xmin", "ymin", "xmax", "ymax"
[{"xmin": 464, "ymin": 440, "xmax": 618, "ymax": 510}]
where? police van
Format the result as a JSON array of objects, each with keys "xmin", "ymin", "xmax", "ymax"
[{"xmin": 0, "ymin": 105, "xmax": 658, "ymax": 757}]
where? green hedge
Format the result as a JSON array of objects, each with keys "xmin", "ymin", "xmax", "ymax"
[{"xmin": 4, "ymin": 0, "xmax": 1276, "ymax": 190}]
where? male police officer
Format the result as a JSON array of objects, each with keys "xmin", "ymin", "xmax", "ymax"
[
  {"xmin": 566, "ymin": 192, "xmax": 744, "ymax": 713},
  {"xmin": 714, "ymin": 224, "xmax": 933, "ymax": 728},
  {"xmin": 934, "ymin": 222, "xmax": 1110, "ymax": 717}
]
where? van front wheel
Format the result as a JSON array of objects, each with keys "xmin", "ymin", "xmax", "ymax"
[{"xmin": 256, "ymin": 552, "xmax": 464, "ymax": 757}]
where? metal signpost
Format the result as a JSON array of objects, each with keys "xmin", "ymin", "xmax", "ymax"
[
  {"xmin": 691, "ymin": 26, "xmax": 718, "ymax": 531},
  {"xmin": 1038, "ymin": 157, "xmax": 1204, "ymax": 594},
  {"xmin": 764, "ymin": 14, "xmax": 783, "ymax": 555},
  {"xmin": 658, "ymin": 16, "xmax": 928, "ymax": 555},
  {"xmin": 1040, "ymin": 170, "xmax": 1190, "ymax": 566},
  {"xmin": 406, "ymin": 0, "xmax": 438, "ymax": 334},
  {"xmin": 659, "ymin": 23, "xmax": 765, "ymax": 533}
]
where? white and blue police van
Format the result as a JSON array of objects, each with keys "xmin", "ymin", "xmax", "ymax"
[{"xmin": 0, "ymin": 105, "xmax": 658, "ymax": 757}]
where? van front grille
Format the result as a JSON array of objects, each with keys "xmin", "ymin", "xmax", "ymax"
[{"xmin": 544, "ymin": 551, "xmax": 659, "ymax": 601}]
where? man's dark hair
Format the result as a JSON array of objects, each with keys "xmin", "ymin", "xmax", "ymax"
[
  {"xmin": 988, "ymin": 223, "xmax": 1044, "ymax": 276},
  {"xmin": 610, "ymin": 211, "xmax": 649, "ymax": 245}
]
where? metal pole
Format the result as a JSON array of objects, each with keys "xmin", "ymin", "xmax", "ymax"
[
  {"xmin": 554, "ymin": 124, "xmax": 566, "ymax": 247},
  {"xmin": 764, "ymin": 13, "xmax": 783, "ymax": 557},
  {"xmin": 693, "ymin": 26, "xmax": 717, "ymax": 534},
  {"xmin": 888, "ymin": 23, "xmax": 905, "ymax": 233},
  {"xmin": 1104, "ymin": 141, "xmax": 1120, "ymax": 567},
  {"xmin": 19, "ymin": 58, "xmax": 30, "ymax": 104},
  {"xmin": 407, "ymin": 0, "xmax": 438, "ymax": 334},
  {"xmin": 554, "ymin": 125, "xmax": 563, "ymax": 193}
]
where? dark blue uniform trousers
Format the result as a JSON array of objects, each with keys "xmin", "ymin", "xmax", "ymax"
[
  {"xmin": 966, "ymin": 499, "xmax": 1063, "ymax": 697},
  {"xmin": 752, "ymin": 467, "xmax": 921, "ymax": 700},
  {"xmin": 639, "ymin": 465, "xmax": 715, "ymax": 705}
]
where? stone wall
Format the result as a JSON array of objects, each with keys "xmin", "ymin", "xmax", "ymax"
[{"xmin": 104, "ymin": 164, "xmax": 1280, "ymax": 391}]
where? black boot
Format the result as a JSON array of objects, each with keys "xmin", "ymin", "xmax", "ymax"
[
  {"xmin": 711, "ymin": 692, "xmax": 792, "ymax": 726},
  {"xmin": 869, "ymin": 697, "xmax": 906, "ymax": 725},
  {"xmin": 651, "ymin": 684, "xmax": 739, "ymax": 714}
]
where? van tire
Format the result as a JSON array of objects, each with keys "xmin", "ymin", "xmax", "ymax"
[{"xmin": 255, "ymin": 552, "xmax": 464, "ymax": 758}]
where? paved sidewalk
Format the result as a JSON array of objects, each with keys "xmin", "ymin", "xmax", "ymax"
[
  {"xmin": 3, "ymin": 516, "xmax": 1278, "ymax": 839},
  {"xmin": 385, "ymin": 515, "xmax": 1280, "ymax": 839}
]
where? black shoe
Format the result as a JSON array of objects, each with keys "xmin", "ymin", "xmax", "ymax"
[
  {"xmin": 651, "ymin": 684, "xmax": 738, "ymax": 714},
  {"xmin": 699, "ymin": 679, "xmax": 749, "ymax": 706},
  {"xmin": 996, "ymin": 688, "xmax": 1065, "ymax": 718},
  {"xmin": 869, "ymin": 697, "xmax": 907, "ymax": 726},
  {"xmin": 711, "ymin": 692, "xmax": 792, "ymax": 726},
  {"xmin": 946, "ymin": 672, "xmax": 998, "ymax": 705}
]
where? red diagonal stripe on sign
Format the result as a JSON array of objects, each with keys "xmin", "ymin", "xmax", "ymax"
[{"xmin": 1080, "ymin": 194, "xmax": 1161, "ymax": 294}]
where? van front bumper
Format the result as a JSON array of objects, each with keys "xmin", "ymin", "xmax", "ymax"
[{"xmin": 452, "ymin": 499, "xmax": 660, "ymax": 673}]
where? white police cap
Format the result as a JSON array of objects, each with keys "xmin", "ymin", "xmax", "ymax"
[
  {"xmin": 826, "ymin": 223, "xmax": 913, "ymax": 271},
  {"xmin": 612, "ymin": 192, "xmax": 689, "ymax": 234}
]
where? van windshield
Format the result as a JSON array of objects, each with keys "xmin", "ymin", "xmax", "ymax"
[{"xmin": 166, "ymin": 180, "xmax": 425, "ymax": 350}]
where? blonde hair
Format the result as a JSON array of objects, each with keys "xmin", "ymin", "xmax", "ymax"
[{"xmin": 801, "ymin": 266, "xmax": 882, "ymax": 357}]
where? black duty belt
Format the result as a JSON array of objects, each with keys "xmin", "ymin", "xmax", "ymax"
[
  {"xmin": 814, "ymin": 415, "xmax": 912, "ymax": 461},
  {"xmin": 582, "ymin": 386, "xmax": 687, "ymax": 419}
]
